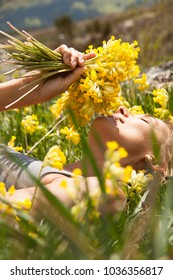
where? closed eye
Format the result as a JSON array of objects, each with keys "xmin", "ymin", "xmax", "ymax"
[{"xmin": 141, "ymin": 118, "xmax": 149, "ymax": 124}]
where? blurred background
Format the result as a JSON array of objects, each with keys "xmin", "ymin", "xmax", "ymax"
[{"xmin": 0, "ymin": 0, "xmax": 173, "ymax": 70}]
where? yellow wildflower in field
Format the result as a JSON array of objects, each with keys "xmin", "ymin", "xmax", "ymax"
[
  {"xmin": 7, "ymin": 135, "xmax": 23, "ymax": 152},
  {"xmin": 168, "ymin": 115, "xmax": 173, "ymax": 123},
  {"xmin": 60, "ymin": 126, "xmax": 80, "ymax": 145},
  {"xmin": 128, "ymin": 170, "xmax": 153, "ymax": 193},
  {"xmin": 105, "ymin": 141, "xmax": 128, "ymax": 164},
  {"xmin": 72, "ymin": 168, "xmax": 83, "ymax": 177},
  {"xmin": 52, "ymin": 36, "xmax": 140, "ymax": 126},
  {"xmin": 129, "ymin": 105, "xmax": 144, "ymax": 115},
  {"xmin": 134, "ymin": 73, "xmax": 149, "ymax": 91},
  {"xmin": 0, "ymin": 182, "xmax": 16, "ymax": 197},
  {"xmin": 43, "ymin": 145, "xmax": 66, "ymax": 170},
  {"xmin": 49, "ymin": 93, "xmax": 69, "ymax": 119},
  {"xmin": 153, "ymin": 88, "xmax": 172, "ymax": 119},
  {"xmin": 60, "ymin": 179, "xmax": 68, "ymax": 188},
  {"xmin": 21, "ymin": 114, "xmax": 39, "ymax": 134},
  {"xmin": 104, "ymin": 141, "xmax": 133, "ymax": 183},
  {"xmin": 0, "ymin": 182, "xmax": 6, "ymax": 196},
  {"xmin": 106, "ymin": 141, "xmax": 119, "ymax": 150},
  {"xmin": 8, "ymin": 185, "xmax": 16, "ymax": 195},
  {"xmin": 15, "ymin": 198, "xmax": 32, "ymax": 211},
  {"xmin": 153, "ymin": 88, "xmax": 169, "ymax": 109},
  {"xmin": 8, "ymin": 136, "xmax": 16, "ymax": 147},
  {"xmin": 0, "ymin": 182, "xmax": 31, "ymax": 219},
  {"xmin": 154, "ymin": 108, "xmax": 171, "ymax": 119}
]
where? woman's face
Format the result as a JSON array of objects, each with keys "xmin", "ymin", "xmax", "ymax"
[{"xmin": 89, "ymin": 106, "xmax": 169, "ymax": 167}]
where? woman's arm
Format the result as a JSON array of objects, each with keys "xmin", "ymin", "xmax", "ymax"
[
  {"xmin": 0, "ymin": 45, "xmax": 95, "ymax": 111},
  {"xmin": 2, "ymin": 174, "xmax": 126, "ymax": 219}
]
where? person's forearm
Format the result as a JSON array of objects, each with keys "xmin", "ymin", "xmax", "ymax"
[
  {"xmin": 0, "ymin": 74, "xmax": 41, "ymax": 111},
  {"xmin": 0, "ymin": 48, "xmax": 95, "ymax": 112}
]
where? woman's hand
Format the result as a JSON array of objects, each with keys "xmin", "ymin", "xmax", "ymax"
[
  {"xmin": 0, "ymin": 44, "xmax": 96, "ymax": 111},
  {"xmin": 32, "ymin": 44, "xmax": 96, "ymax": 103}
]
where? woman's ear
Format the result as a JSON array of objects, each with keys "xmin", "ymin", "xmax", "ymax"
[{"xmin": 144, "ymin": 153, "xmax": 167, "ymax": 175}]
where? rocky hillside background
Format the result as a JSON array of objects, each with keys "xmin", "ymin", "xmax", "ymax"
[
  {"xmin": 0, "ymin": 0, "xmax": 173, "ymax": 80},
  {"xmin": 0, "ymin": 0, "xmax": 156, "ymax": 31}
]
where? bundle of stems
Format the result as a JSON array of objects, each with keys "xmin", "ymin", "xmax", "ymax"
[
  {"xmin": 0, "ymin": 22, "xmax": 72, "ymax": 76},
  {"xmin": 0, "ymin": 22, "xmax": 139, "ymax": 118},
  {"xmin": 0, "ymin": 22, "xmax": 80, "ymax": 108}
]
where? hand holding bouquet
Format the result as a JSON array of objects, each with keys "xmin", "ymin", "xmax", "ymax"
[{"xmin": 0, "ymin": 22, "xmax": 140, "ymax": 126}]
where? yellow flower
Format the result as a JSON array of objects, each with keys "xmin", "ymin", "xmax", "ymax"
[
  {"xmin": 43, "ymin": 145, "xmax": 66, "ymax": 170},
  {"xmin": 106, "ymin": 141, "xmax": 119, "ymax": 150},
  {"xmin": 7, "ymin": 135, "xmax": 16, "ymax": 147},
  {"xmin": 134, "ymin": 73, "xmax": 149, "ymax": 91},
  {"xmin": 105, "ymin": 141, "xmax": 128, "ymax": 164},
  {"xmin": 49, "ymin": 92, "xmax": 69, "ymax": 119},
  {"xmin": 154, "ymin": 108, "xmax": 170, "ymax": 119},
  {"xmin": 7, "ymin": 136, "xmax": 23, "ymax": 152},
  {"xmin": 72, "ymin": 168, "xmax": 83, "ymax": 177},
  {"xmin": 60, "ymin": 126, "xmax": 80, "ymax": 145},
  {"xmin": 168, "ymin": 115, "xmax": 173, "ymax": 123},
  {"xmin": 118, "ymin": 147, "xmax": 128, "ymax": 159},
  {"xmin": 123, "ymin": 165, "xmax": 133, "ymax": 183},
  {"xmin": 28, "ymin": 232, "xmax": 38, "ymax": 239},
  {"xmin": 8, "ymin": 185, "xmax": 16, "ymax": 195},
  {"xmin": 60, "ymin": 179, "xmax": 68, "ymax": 188},
  {"xmin": 0, "ymin": 182, "xmax": 6, "ymax": 196},
  {"xmin": 103, "ymin": 142, "xmax": 132, "ymax": 183},
  {"xmin": 128, "ymin": 170, "xmax": 153, "ymax": 193},
  {"xmin": 21, "ymin": 114, "xmax": 39, "ymax": 134},
  {"xmin": 22, "ymin": 198, "xmax": 32, "ymax": 210},
  {"xmin": 153, "ymin": 88, "xmax": 169, "ymax": 109},
  {"xmin": 90, "ymin": 69, "xmax": 98, "ymax": 81},
  {"xmin": 15, "ymin": 198, "xmax": 32, "ymax": 210},
  {"xmin": 129, "ymin": 105, "xmax": 144, "ymax": 115}
]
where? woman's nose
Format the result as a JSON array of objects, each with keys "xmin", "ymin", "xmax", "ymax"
[{"xmin": 116, "ymin": 106, "xmax": 131, "ymax": 117}]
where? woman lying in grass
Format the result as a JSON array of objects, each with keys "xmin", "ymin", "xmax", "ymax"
[{"xmin": 0, "ymin": 105, "xmax": 173, "ymax": 217}]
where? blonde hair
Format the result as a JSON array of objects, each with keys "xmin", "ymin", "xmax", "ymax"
[
  {"xmin": 145, "ymin": 119, "xmax": 173, "ymax": 178},
  {"xmin": 161, "ymin": 120, "xmax": 173, "ymax": 177}
]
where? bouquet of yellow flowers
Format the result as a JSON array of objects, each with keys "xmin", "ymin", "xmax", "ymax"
[
  {"xmin": 52, "ymin": 37, "xmax": 140, "ymax": 125},
  {"xmin": 0, "ymin": 22, "xmax": 140, "ymax": 126}
]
